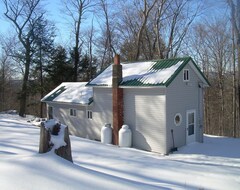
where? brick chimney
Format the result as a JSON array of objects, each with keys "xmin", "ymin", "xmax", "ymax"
[{"xmin": 112, "ymin": 54, "xmax": 123, "ymax": 145}]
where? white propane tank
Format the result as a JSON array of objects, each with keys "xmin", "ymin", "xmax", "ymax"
[
  {"xmin": 101, "ymin": 123, "xmax": 112, "ymax": 144},
  {"xmin": 119, "ymin": 125, "xmax": 132, "ymax": 147}
]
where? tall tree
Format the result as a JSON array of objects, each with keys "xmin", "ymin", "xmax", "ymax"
[
  {"xmin": 117, "ymin": 0, "xmax": 198, "ymax": 61},
  {"xmin": 86, "ymin": 18, "xmax": 95, "ymax": 79},
  {"xmin": 45, "ymin": 46, "xmax": 73, "ymax": 87},
  {"xmin": 186, "ymin": 18, "xmax": 232, "ymax": 136},
  {"xmin": 98, "ymin": 0, "xmax": 117, "ymax": 69},
  {"xmin": 78, "ymin": 54, "xmax": 97, "ymax": 81},
  {"xmin": 133, "ymin": 0, "xmax": 158, "ymax": 60},
  {"xmin": 227, "ymin": 0, "xmax": 240, "ymax": 137},
  {"xmin": 62, "ymin": 0, "xmax": 93, "ymax": 81},
  {"xmin": 0, "ymin": 43, "xmax": 11, "ymax": 111},
  {"xmin": 30, "ymin": 17, "xmax": 55, "ymax": 117},
  {"xmin": 152, "ymin": 0, "xmax": 168, "ymax": 59},
  {"xmin": 0, "ymin": 34, "xmax": 20, "ymax": 112},
  {"xmin": 162, "ymin": 0, "xmax": 199, "ymax": 58},
  {"xmin": 3, "ymin": 0, "xmax": 43, "ymax": 117}
]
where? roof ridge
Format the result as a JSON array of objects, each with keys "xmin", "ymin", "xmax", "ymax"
[{"xmin": 121, "ymin": 56, "xmax": 191, "ymax": 64}]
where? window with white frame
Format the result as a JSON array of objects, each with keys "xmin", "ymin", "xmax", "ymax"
[
  {"xmin": 87, "ymin": 110, "xmax": 92, "ymax": 119},
  {"xmin": 183, "ymin": 69, "xmax": 189, "ymax": 81},
  {"xmin": 70, "ymin": 108, "xmax": 77, "ymax": 116}
]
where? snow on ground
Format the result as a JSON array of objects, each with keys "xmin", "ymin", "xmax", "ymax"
[{"xmin": 0, "ymin": 114, "xmax": 240, "ymax": 190}]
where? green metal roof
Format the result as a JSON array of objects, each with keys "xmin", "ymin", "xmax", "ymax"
[
  {"xmin": 43, "ymin": 86, "xmax": 66, "ymax": 102},
  {"xmin": 87, "ymin": 57, "xmax": 210, "ymax": 87}
]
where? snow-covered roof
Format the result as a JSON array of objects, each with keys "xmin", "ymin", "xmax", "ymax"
[
  {"xmin": 88, "ymin": 57, "xmax": 210, "ymax": 87},
  {"xmin": 41, "ymin": 82, "xmax": 93, "ymax": 105}
]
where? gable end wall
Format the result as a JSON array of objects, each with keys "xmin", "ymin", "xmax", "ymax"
[{"xmin": 166, "ymin": 62, "xmax": 204, "ymax": 152}]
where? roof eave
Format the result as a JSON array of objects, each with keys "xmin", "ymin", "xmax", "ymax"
[
  {"xmin": 188, "ymin": 58, "xmax": 211, "ymax": 87},
  {"xmin": 41, "ymin": 100, "xmax": 92, "ymax": 106},
  {"xmin": 119, "ymin": 85, "xmax": 166, "ymax": 88}
]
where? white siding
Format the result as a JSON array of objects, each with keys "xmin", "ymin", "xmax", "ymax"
[
  {"xmin": 46, "ymin": 88, "xmax": 113, "ymax": 141},
  {"xmin": 91, "ymin": 88, "xmax": 113, "ymax": 140},
  {"xmin": 124, "ymin": 88, "xmax": 167, "ymax": 154},
  {"xmin": 166, "ymin": 61, "xmax": 204, "ymax": 152},
  {"xmin": 46, "ymin": 102, "xmax": 98, "ymax": 139}
]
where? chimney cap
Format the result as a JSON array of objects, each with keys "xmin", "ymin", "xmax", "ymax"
[{"xmin": 114, "ymin": 54, "xmax": 120, "ymax": 65}]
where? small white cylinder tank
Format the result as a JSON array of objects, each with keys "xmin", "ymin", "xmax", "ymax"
[
  {"xmin": 101, "ymin": 123, "xmax": 112, "ymax": 144},
  {"xmin": 119, "ymin": 125, "xmax": 132, "ymax": 147}
]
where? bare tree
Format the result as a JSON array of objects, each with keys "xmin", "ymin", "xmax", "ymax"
[
  {"xmin": 87, "ymin": 18, "xmax": 95, "ymax": 79},
  {"xmin": 117, "ymin": 0, "xmax": 198, "ymax": 61},
  {"xmin": 62, "ymin": 0, "xmax": 94, "ymax": 81},
  {"xmin": 186, "ymin": 18, "xmax": 233, "ymax": 136},
  {"xmin": 97, "ymin": 0, "xmax": 117, "ymax": 69},
  {"xmin": 3, "ymin": 0, "xmax": 43, "ymax": 117},
  {"xmin": 133, "ymin": 0, "xmax": 158, "ymax": 60},
  {"xmin": 162, "ymin": 0, "xmax": 199, "ymax": 58},
  {"xmin": 117, "ymin": 0, "xmax": 158, "ymax": 61},
  {"xmin": 227, "ymin": 0, "xmax": 240, "ymax": 137},
  {"xmin": 152, "ymin": 0, "xmax": 168, "ymax": 59},
  {"xmin": 0, "ymin": 46, "xmax": 10, "ymax": 111},
  {"xmin": 0, "ymin": 34, "xmax": 20, "ymax": 112}
]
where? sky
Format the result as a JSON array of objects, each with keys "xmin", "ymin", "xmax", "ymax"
[
  {"xmin": 0, "ymin": 0, "xmax": 77, "ymax": 45},
  {"xmin": 0, "ymin": 0, "xmax": 230, "ymax": 48}
]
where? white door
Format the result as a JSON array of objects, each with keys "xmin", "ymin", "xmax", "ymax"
[{"xmin": 186, "ymin": 110, "xmax": 196, "ymax": 144}]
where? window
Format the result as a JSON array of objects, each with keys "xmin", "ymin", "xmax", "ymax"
[
  {"xmin": 87, "ymin": 110, "xmax": 92, "ymax": 119},
  {"xmin": 48, "ymin": 106, "xmax": 53, "ymax": 119},
  {"xmin": 174, "ymin": 113, "xmax": 182, "ymax": 126},
  {"xmin": 70, "ymin": 109, "xmax": 76, "ymax": 116},
  {"xmin": 183, "ymin": 69, "xmax": 189, "ymax": 81},
  {"xmin": 188, "ymin": 112, "xmax": 195, "ymax": 136}
]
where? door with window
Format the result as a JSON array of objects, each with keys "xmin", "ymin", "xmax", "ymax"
[{"xmin": 186, "ymin": 110, "xmax": 196, "ymax": 144}]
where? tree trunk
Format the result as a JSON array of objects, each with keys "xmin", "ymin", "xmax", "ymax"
[
  {"xmin": 228, "ymin": 0, "xmax": 240, "ymax": 137},
  {"xmin": 237, "ymin": 47, "xmax": 240, "ymax": 137},
  {"xmin": 135, "ymin": 0, "xmax": 157, "ymax": 61},
  {"xmin": 19, "ymin": 45, "xmax": 31, "ymax": 117},
  {"xmin": 236, "ymin": 0, "xmax": 240, "ymax": 137},
  {"xmin": 231, "ymin": 21, "xmax": 237, "ymax": 137},
  {"xmin": 40, "ymin": 44, "xmax": 44, "ymax": 118},
  {"xmin": 73, "ymin": 46, "xmax": 79, "ymax": 82}
]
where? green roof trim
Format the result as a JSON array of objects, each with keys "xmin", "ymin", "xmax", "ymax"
[
  {"xmin": 43, "ymin": 86, "xmax": 66, "ymax": 102},
  {"xmin": 189, "ymin": 58, "xmax": 211, "ymax": 87}
]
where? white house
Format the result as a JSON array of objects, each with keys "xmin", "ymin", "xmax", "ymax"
[{"xmin": 41, "ymin": 56, "xmax": 210, "ymax": 154}]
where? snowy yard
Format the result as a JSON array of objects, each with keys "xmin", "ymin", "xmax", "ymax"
[{"xmin": 0, "ymin": 114, "xmax": 240, "ymax": 190}]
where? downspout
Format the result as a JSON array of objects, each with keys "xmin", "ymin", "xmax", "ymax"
[{"xmin": 112, "ymin": 54, "xmax": 123, "ymax": 145}]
